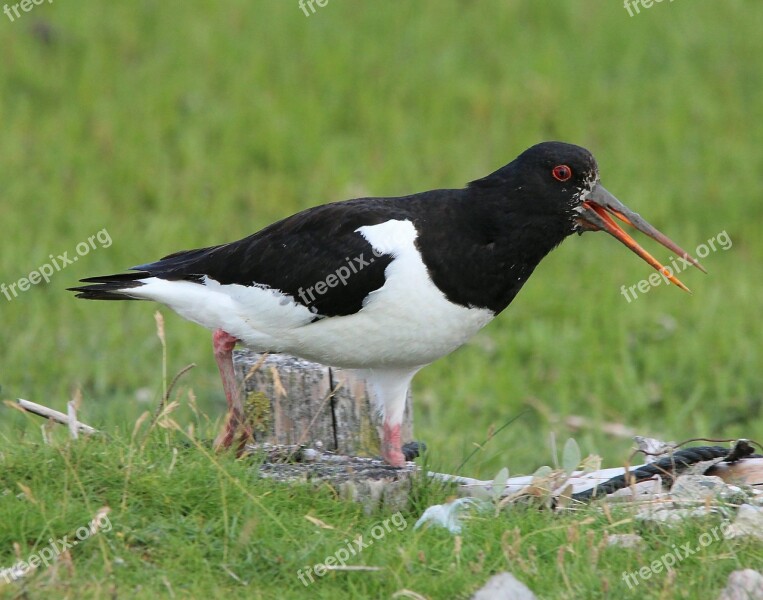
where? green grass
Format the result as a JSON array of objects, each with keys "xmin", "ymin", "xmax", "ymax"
[
  {"xmin": 2, "ymin": 429, "xmax": 761, "ymax": 598},
  {"xmin": 1, "ymin": 0, "xmax": 762, "ymax": 597}
]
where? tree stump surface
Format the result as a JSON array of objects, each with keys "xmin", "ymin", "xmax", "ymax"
[
  {"xmin": 232, "ymin": 349, "xmax": 414, "ymax": 458},
  {"xmin": 251, "ymin": 444, "xmax": 417, "ymax": 514}
]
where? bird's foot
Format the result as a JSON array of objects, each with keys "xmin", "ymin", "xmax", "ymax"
[
  {"xmin": 213, "ymin": 411, "xmax": 254, "ymax": 456},
  {"xmin": 235, "ymin": 427, "xmax": 254, "ymax": 457},
  {"xmin": 213, "ymin": 416, "xmax": 238, "ymax": 452},
  {"xmin": 381, "ymin": 448, "xmax": 406, "ymax": 468},
  {"xmin": 381, "ymin": 421, "xmax": 408, "ymax": 468}
]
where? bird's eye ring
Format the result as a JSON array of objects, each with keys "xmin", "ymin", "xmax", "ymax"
[{"xmin": 552, "ymin": 165, "xmax": 572, "ymax": 182}]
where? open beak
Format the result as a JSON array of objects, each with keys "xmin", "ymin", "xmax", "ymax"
[{"xmin": 576, "ymin": 184, "xmax": 706, "ymax": 293}]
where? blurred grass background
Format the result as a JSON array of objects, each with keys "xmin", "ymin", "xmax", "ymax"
[{"xmin": 1, "ymin": 0, "xmax": 761, "ymax": 478}]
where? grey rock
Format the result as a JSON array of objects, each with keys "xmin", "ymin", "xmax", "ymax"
[
  {"xmin": 717, "ymin": 569, "xmax": 763, "ymax": 600},
  {"xmin": 471, "ymin": 572, "xmax": 537, "ymax": 600},
  {"xmin": 725, "ymin": 505, "xmax": 763, "ymax": 542},
  {"xmin": 607, "ymin": 533, "xmax": 645, "ymax": 549}
]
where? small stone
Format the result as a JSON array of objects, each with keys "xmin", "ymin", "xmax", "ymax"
[
  {"xmin": 636, "ymin": 506, "xmax": 719, "ymax": 524},
  {"xmin": 301, "ymin": 448, "xmax": 319, "ymax": 462},
  {"xmin": 671, "ymin": 475, "xmax": 737, "ymax": 506},
  {"xmin": 402, "ymin": 441, "xmax": 427, "ymax": 461},
  {"xmin": 717, "ymin": 569, "xmax": 763, "ymax": 600},
  {"xmin": 725, "ymin": 505, "xmax": 763, "ymax": 542},
  {"xmin": 607, "ymin": 533, "xmax": 645, "ymax": 549},
  {"xmin": 471, "ymin": 572, "xmax": 537, "ymax": 600}
]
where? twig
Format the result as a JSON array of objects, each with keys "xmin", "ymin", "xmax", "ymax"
[
  {"xmin": 67, "ymin": 401, "xmax": 79, "ymax": 440},
  {"xmin": 153, "ymin": 363, "xmax": 197, "ymax": 422},
  {"xmin": 15, "ymin": 399, "xmax": 98, "ymax": 435}
]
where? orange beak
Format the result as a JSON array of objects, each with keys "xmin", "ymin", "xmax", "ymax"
[{"xmin": 576, "ymin": 184, "xmax": 705, "ymax": 292}]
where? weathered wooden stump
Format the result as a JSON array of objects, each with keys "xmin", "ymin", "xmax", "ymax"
[
  {"xmin": 231, "ymin": 349, "xmax": 418, "ymax": 513},
  {"xmin": 232, "ymin": 349, "xmax": 414, "ymax": 458},
  {"xmin": 254, "ymin": 447, "xmax": 417, "ymax": 513}
]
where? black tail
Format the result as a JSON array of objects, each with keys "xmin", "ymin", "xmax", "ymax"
[
  {"xmin": 70, "ymin": 244, "xmax": 218, "ymax": 300},
  {"xmin": 68, "ymin": 272, "xmax": 150, "ymax": 300}
]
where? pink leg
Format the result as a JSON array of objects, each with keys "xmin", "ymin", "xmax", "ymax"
[
  {"xmin": 381, "ymin": 421, "xmax": 406, "ymax": 468},
  {"xmin": 211, "ymin": 329, "xmax": 252, "ymax": 454},
  {"xmin": 365, "ymin": 368, "xmax": 419, "ymax": 468}
]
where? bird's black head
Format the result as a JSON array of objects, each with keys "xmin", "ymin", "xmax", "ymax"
[
  {"xmin": 471, "ymin": 141, "xmax": 599, "ymax": 224},
  {"xmin": 471, "ymin": 141, "xmax": 705, "ymax": 291}
]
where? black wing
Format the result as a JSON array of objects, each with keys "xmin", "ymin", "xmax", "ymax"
[{"xmin": 72, "ymin": 198, "xmax": 402, "ymax": 317}]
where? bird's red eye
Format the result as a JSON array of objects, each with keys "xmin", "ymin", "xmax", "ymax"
[{"xmin": 552, "ymin": 165, "xmax": 572, "ymax": 182}]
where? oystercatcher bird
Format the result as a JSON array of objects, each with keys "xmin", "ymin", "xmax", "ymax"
[{"xmin": 70, "ymin": 142, "xmax": 703, "ymax": 466}]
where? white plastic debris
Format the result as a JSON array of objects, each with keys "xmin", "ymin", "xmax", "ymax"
[{"xmin": 414, "ymin": 497, "xmax": 488, "ymax": 534}]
